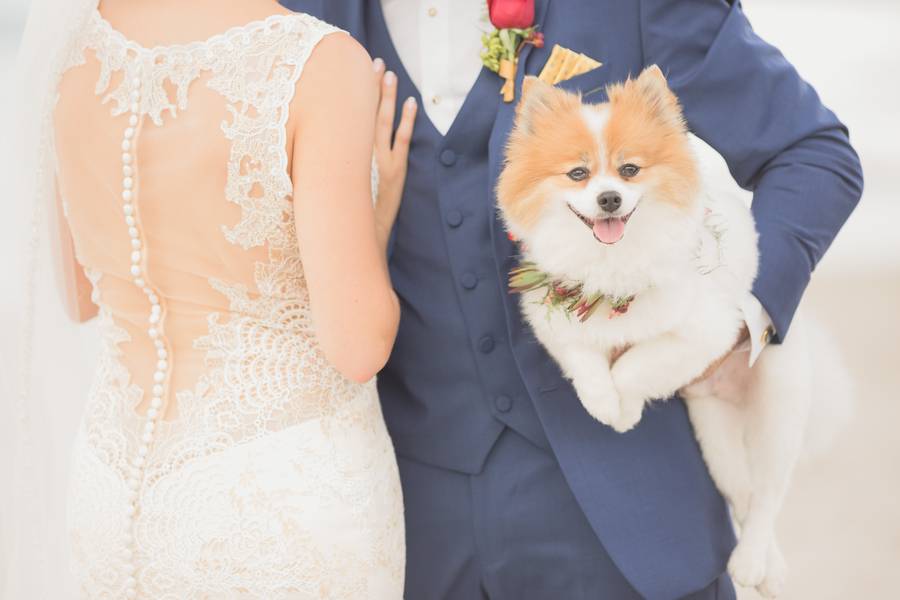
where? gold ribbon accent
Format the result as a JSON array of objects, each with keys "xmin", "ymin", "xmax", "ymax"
[{"xmin": 499, "ymin": 58, "xmax": 518, "ymax": 103}]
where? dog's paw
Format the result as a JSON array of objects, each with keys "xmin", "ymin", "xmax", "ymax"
[
  {"xmin": 756, "ymin": 543, "xmax": 788, "ymax": 599},
  {"xmin": 728, "ymin": 541, "xmax": 768, "ymax": 589},
  {"xmin": 609, "ymin": 395, "xmax": 644, "ymax": 433},
  {"xmin": 574, "ymin": 381, "xmax": 622, "ymax": 426}
]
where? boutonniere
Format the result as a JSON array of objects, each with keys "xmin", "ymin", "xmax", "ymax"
[{"xmin": 480, "ymin": 0, "xmax": 544, "ymax": 103}]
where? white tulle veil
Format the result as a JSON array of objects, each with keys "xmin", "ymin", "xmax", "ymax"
[{"xmin": 0, "ymin": 0, "xmax": 100, "ymax": 596}]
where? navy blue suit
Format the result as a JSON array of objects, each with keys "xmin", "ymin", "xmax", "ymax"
[{"xmin": 281, "ymin": 1, "xmax": 863, "ymax": 598}]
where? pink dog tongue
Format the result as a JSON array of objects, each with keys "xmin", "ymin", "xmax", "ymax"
[{"xmin": 593, "ymin": 218, "xmax": 626, "ymax": 244}]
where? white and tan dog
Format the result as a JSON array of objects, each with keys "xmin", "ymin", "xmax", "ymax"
[{"xmin": 497, "ymin": 66, "xmax": 851, "ymax": 597}]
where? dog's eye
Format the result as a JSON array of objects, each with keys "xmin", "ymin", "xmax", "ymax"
[
  {"xmin": 567, "ymin": 167, "xmax": 590, "ymax": 181},
  {"xmin": 618, "ymin": 164, "xmax": 641, "ymax": 178}
]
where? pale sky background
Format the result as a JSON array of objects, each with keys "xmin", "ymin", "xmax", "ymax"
[{"xmin": 1, "ymin": 2, "xmax": 898, "ymax": 599}]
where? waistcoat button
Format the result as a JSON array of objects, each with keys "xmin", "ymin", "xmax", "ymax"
[
  {"xmin": 439, "ymin": 149, "xmax": 457, "ymax": 166},
  {"xmin": 494, "ymin": 395, "xmax": 513, "ymax": 413},
  {"xmin": 461, "ymin": 273, "xmax": 478, "ymax": 290},
  {"xmin": 479, "ymin": 335, "xmax": 495, "ymax": 354},
  {"xmin": 446, "ymin": 210, "xmax": 463, "ymax": 228}
]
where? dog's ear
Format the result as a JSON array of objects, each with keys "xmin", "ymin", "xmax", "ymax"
[
  {"xmin": 516, "ymin": 76, "xmax": 559, "ymax": 132},
  {"xmin": 617, "ymin": 64, "xmax": 685, "ymax": 130},
  {"xmin": 636, "ymin": 65, "xmax": 679, "ymax": 112},
  {"xmin": 636, "ymin": 64, "xmax": 668, "ymax": 95}
]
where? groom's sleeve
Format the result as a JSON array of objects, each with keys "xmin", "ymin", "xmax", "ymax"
[{"xmin": 638, "ymin": 0, "xmax": 864, "ymax": 341}]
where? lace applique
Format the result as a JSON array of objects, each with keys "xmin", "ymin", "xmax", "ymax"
[
  {"xmin": 70, "ymin": 8, "xmax": 367, "ymax": 454},
  {"xmin": 79, "ymin": 268, "xmax": 145, "ymax": 465}
]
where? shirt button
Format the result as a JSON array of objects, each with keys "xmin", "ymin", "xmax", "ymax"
[
  {"xmin": 431, "ymin": 95, "xmax": 442, "ymax": 106},
  {"xmin": 439, "ymin": 149, "xmax": 457, "ymax": 166},
  {"xmin": 494, "ymin": 395, "xmax": 513, "ymax": 413},
  {"xmin": 479, "ymin": 336, "xmax": 495, "ymax": 354},
  {"xmin": 461, "ymin": 273, "xmax": 478, "ymax": 290},
  {"xmin": 446, "ymin": 210, "xmax": 463, "ymax": 228},
  {"xmin": 427, "ymin": 7, "xmax": 438, "ymax": 17}
]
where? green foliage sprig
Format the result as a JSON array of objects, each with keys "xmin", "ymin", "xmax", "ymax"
[{"xmin": 480, "ymin": 27, "xmax": 542, "ymax": 73}]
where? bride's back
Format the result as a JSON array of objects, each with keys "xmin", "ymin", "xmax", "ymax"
[
  {"xmin": 54, "ymin": 0, "xmax": 356, "ymax": 421},
  {"xmin": 50, "ymin": 5, "xmax": 408, "ymax": 597}
]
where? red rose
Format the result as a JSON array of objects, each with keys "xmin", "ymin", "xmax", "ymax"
[{"xmin": 487, "ymin": 0, "xmax": 535, "ymax": 30}]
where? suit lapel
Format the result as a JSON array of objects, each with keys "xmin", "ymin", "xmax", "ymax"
[
  {"xmin": 519, "ymin": 0, "xmax": 554, "ymax": 79},
  {"xmin": 487, "ymin": 0, "xmax": 551, "ymax": 333},
  {"xmin": 491, "ymin": 0, "xmax": 551, "ymax": 161}
]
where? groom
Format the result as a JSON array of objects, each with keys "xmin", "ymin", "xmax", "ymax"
[{"xmin": 283, "ymin": 1, "xmax": 862, "ymax": 598}]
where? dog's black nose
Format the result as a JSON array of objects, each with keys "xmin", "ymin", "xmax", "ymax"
[{"xmin": 597, "ymin": 191, "xmax": 622, "ymax": 213}]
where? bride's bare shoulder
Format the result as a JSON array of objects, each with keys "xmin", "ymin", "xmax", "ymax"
[
  {"xmin": 291, "ymin": 30, "xmax": 374, "ymax": 118},
  {"xmin": 290, "ymin": 31, "xmax": 375, "ymax": 130},
  {"xmin": 306, "ymin": 30, "xmax": 371, "ymax": 76}
]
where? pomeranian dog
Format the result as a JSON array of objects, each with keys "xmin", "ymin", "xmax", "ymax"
[{"xmin": 496, "ymin": 66, "xmax": 852, "ymax": 597}]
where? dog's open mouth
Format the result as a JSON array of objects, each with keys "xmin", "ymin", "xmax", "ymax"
[{"xmin": 567, "ymin": 204, "xmax": 636, "ymax": 245}]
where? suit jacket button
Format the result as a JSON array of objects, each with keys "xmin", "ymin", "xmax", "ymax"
[
  {"xmin": 439, "ymin": 149, "xmax": 457, "ymax": 166},
  {"xmin": 494, "ymin": 395, "xmax": 513, "ymax": 413},
  {"xmin": 461, "ymin": 273, "xmax": 478, "ymax": 290},
  {"xmin": 446, "ymin": 210, "xmax": 463, "ymax": 228},
  {"xmin": 479, "ymin": 335, "xmax": 495, "ymax": 354}
]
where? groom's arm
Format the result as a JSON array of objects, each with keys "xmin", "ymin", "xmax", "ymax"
[{"xmin": 639, "ymin": 0, "xmax": 864, "ymax": 341}]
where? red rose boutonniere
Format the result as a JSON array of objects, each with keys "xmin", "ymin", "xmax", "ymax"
[
  {"xmin": 487, "ymin": 0, "xmax": 534, "ymax": 28},
  {"xmin": 481, "ymin": 0, "xmax": 544, "ymax": 102}
]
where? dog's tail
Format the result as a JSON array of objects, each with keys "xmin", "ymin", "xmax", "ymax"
[{"xmin": 801, "ymin": 319, "xmax": 855, "ymax": 461}]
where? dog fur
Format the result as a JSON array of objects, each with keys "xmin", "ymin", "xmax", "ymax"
[{"xmin": 496, "ymin": 66, "xmax": 852, "ymax": 597}]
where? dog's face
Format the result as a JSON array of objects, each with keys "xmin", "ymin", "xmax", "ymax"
[{"xmin": 498, "ymin": 66, "xmax": 700, "ymax": 251}]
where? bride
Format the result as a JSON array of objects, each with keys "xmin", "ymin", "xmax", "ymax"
[{"xmin": 6, "ymin": 0, "xmax": 417, "ymax": 597}]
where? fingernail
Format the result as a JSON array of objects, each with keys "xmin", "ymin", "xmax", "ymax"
[
  {"xmin": 405, "ymin": 97, "xmax": 417, "ymax": 107},
  {"xmin": 384, "ymin": 71, "xmax": 396, "ymax": 86},
  {"xmin": 373, "ymin": 58, "xmax": 384, "ymax": 72}
]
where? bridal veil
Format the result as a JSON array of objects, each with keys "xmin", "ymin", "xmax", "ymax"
[{"xmin": 1, "ymin": 0, "xmax": 100, "ymax": 596}]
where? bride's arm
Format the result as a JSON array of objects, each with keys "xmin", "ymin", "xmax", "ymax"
[
  {"xmin": 50, "ymin": 182, "xmax": 97, "ymax": 323},
  {"xmin": 291, "ymin": 34, "xmax": 413, "ymax": 384}
]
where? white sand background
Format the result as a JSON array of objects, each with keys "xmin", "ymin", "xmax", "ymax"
[{"xmin": 1, "ymin": 1, "xmax": 897, "ymax": 598}]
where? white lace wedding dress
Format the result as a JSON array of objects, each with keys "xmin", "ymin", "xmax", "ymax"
[{"xmin": 54, "ymin": 9, "xmax": 404, "ymax": 599}]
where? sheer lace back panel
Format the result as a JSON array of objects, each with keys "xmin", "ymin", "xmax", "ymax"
[
  {"xmin": 55, "ymin": 11, "xmax": 364, "ymax": 428},
  {"xmin": 54, "ymin": 11, "xmax": 404, "ymax": 598}
]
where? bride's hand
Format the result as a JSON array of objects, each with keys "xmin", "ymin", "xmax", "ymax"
[{"xmin": 373, "ymin": 58, "xmax": 417, "ymax": 253}]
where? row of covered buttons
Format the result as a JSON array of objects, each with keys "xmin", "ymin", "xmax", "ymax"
[
  {"xmin": 444, "ymin": 148, "xmax": 474, "ymax": 290},
  {"xmin": 441, "ymin": 149, "xmax": 460, "ymax": 229},
  {"xmin": 120, "ymin": 75, "xmax": 174, "ymax": 599},
  {"xmin": 438, "ymin": 146, "xmax": 511, "ymax": 416}
]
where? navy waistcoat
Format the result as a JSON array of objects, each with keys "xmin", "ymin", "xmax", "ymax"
[{"xmin": 367, "ymin": 2, "xmax": 550, "ymax": 473}]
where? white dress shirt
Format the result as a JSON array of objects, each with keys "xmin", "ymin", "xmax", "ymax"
[
  {"xmin": 381, "ymin": 0, "xmax": 774, "ymax": 365},
  {"xmin": 381, "ymin": 0, "xmax": 487, "ymax": 135}
]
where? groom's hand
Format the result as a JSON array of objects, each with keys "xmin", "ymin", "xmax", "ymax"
[
  {"xmin": 609, "ymin": 325, "xmax": 750, "ymax": 386},
  {"xmin": 372, "ymin": 58, "xmax": 417, "ymax": 253},
  {"xmin": 691, "ymin": 325, "xmax": 751, "ymax": 385}
]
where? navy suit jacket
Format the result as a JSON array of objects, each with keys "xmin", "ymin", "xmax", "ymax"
[{"xmin": 282, "ymin": 1, "xmax": 862, "ymax": 598}]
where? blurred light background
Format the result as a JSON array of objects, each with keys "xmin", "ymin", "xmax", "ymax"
[{"xmin": 0, "ymin": 1, "xmax": 897, "ymax": 598}]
